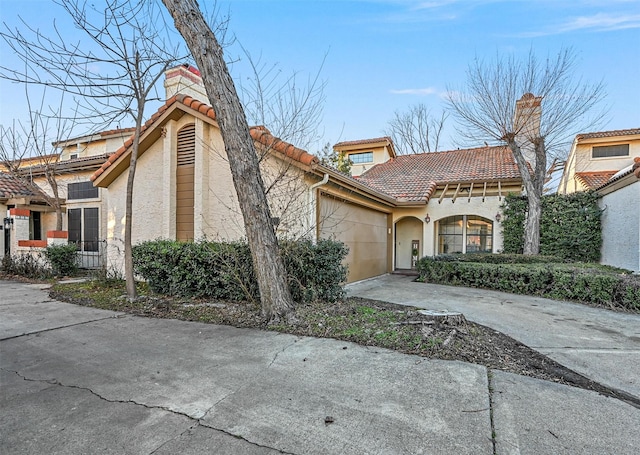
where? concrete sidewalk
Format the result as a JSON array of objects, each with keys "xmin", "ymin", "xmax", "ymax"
[{"xmin": 1, "ymin": 279, "xmax": 639, "ymax": 454}]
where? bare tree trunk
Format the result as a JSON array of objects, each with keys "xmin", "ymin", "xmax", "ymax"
[
  {"xmin": 124, "ymin": 118, "xmax": 143, "ymax": 300},
  {"xmin": 162, "ymin": 0, "xmax": 294, "ymax": 320},
  {"xmin": 523, "ymin": 191, "xmax": 541, "ymax": 255}
]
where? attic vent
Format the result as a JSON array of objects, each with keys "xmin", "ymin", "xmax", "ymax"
[
  {"xmin": 177, "ymin": 124, "xmax": 196, "ymax": 166},
  {"xmin": 70, "ymin": 153, "xmax": 78, "ymax": 160}
]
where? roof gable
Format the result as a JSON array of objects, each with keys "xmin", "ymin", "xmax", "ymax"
[{"xmin": 91, "ymin": 94, "xmax": 318, "ymax": 187}]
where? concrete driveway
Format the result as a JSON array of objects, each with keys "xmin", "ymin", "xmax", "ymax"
[
  {"xmin": 347, "ymin": 274, "xmax": 640, "ymax": 400},
  {"xmin": 2, "ymin": 279, "xmax": 639, "ymax": 454}
]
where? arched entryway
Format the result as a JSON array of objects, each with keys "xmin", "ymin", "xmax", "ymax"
[
  {"xmin": 437, "ymin": 215, "xmax": 493, "ymax": 254},
  {"xmin": 395, "ymin": 217, "xmax": 423, "ymax": 270}
]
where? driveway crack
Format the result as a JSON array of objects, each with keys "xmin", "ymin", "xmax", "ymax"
[
  {"xmin": 5, "ymin": 368, "xmax": 296, "ymax": 454},
  {"xmin": 487, "ymin": 369, "xmax": 497, "ymax": 455},
  {"xmin": 0, "ymin": 315, "xmax": 127, "ymax": 341}
]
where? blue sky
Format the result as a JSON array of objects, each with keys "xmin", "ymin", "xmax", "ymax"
[{"xmin": 1, "ymin": 0, "xmax": 639, "ymax": 153}]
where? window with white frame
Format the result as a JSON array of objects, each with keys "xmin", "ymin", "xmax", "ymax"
[
  {"xmin": 592, "ymin": 144, "xmax": 629, "ymax": 158},
  {"xmin": 348, "ymin": 151, "xmax": 373, "ymax": 164}
]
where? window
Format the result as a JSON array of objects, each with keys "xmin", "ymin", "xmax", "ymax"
[
  {"xmin": 438, "ymin": 215, "xmax": 493, "ymax": 254},
  {"xmin": 29, "ymin": 211, "xmax": 42, "ymax": 241},
  {"xmin": 68, "ymin": 207, "xmax": 99, "ymax": 252},
  {"xmin": 592, "ymin": 144, "xmax": 629, "ymax": 158},
  {"xmin": 349, "ymin": 151, "xmax": 373, "ymax": 164},
  {"xmin": 68, "ymin": 181, "xmax": 98, "ymax": 200}
]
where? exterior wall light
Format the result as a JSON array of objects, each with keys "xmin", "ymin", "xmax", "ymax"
[
  {"xmin": 3, "ymin": 217, "xmax": 13, "ymax": 230},
  {"xmin": 424, "ymin": 214, "xmax": 431, "ymax": 223},
  {"xmin": 495, "ymin": 213, "xmax": 502, "ymax": 222}
]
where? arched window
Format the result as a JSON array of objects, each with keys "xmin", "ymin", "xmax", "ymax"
[{"xmin": 437, "ymin": 215, "xmax": 493, "ymax": 254}]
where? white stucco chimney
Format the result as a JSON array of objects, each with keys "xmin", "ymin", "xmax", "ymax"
[
  {"xmin": 164, "ymin": 64, "xmax": 209, "ymax": 103},
  {"xmin": 514, "ymin": 92, "xmax": 542, "ymax": 168}
]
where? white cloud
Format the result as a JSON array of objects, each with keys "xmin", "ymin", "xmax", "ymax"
[
  {"xmin": 518, "ymin": 13, "xmax": 640, "ymax": 37},
  {"xmin": 390, "ymin": 87, "xmax": 438, "ymax": 95}
]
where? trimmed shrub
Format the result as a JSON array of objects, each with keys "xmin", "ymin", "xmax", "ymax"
[
  {"xmin": 132, "ymin": 238, "xmax": 348, "ymax": 303},
  {"xmin": 501, "ymin": 192, "xmax": 602, "ymax": 262},
  {"xmin": 416, "ymin": 256, "xmax": 640, "ymax": 312},
  {"xmin": 44, "ymin": 244, "xmax": 79, "ymax": 276}
]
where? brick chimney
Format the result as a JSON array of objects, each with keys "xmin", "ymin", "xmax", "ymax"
[
  {"xmin": 514, "ymin": 93, "xmax": 542, "ymax": 168},
  {"xmin": 164, "ymin": 64, "xmax": 209, "ymax": 103}
]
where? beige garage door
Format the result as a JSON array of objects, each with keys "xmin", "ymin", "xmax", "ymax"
[{"xmin": 319, "ymin": 194, "xmax": 389, "ymax": 283}]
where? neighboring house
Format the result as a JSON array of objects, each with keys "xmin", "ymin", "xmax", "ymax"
[
  {"xmin": 1, "ymin": 172, "xmax": 48, "ymax": 257},
  {"xmin": 333, "ymin": 137, "xmax": 397, "ymax": 177},
  {"xmin": 0, "ymin": 128, "xmax": 133, "ymax": 266},
  {"xmin": 558, "ymin": 128, "xmax": 640, "ymax": 194},
  {"xmin": 557, "ymin": 128, "xmax": 640, "ymax": 273},
  {"xmin": 3, "ymin": 64, "xmax": 526, "ymax": 283}
]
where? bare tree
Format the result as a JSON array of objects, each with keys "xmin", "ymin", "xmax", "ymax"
[
  {"xmin": 385, "ymin": 104, "xmax": 447, "ymax": 154},
  {"xmin": 446, "ymin": 48, "xmax": 606, "ymax": 254},
  {"xmin": 1, "ymin": 0, "xmax": 184, "ymax": 298},
  {"xmin": 0, "ymin": 91, "xmax": 73, "ymax": 231},
  {"xmin": 162, "ymin": 0, "xmax": 295, "ymax": 321}
]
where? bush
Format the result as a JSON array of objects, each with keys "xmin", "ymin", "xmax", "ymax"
[
  {"xmin": 501, "ymin": 192, "xmax": 602, "ymax": 262},
  {"xmin": 132, "ymin": 238, "xmax": 349, "ymax": 303},
  {"xmin": 416, "ymin": 255, "xmax": 640, "ymax": 312},
  {"xmin": 44, "ymin": 244, "xmax": 79, "ymax": 276},
  {"xmin": 1, "ymin": 253, "xmax": 51, "ymax": 279}
]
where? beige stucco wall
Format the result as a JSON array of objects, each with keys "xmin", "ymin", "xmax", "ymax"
[
  {"xmin": 103, "ymin": 112, "xmax": 317, "ymax": 273},
  {"xmin": 344, "ymin": 146, "xmax": 391, "ymax": 177},
  {"xmin": 392, "ymin": 195, "xmax": 506, "ymax": 262},
  {"xmin": 59, "ymin": 135, "xmax": 130, "ymax": 160},
  {"xmin": 559, "ymin": 135, "xmax": 640, "ymax": 194}
]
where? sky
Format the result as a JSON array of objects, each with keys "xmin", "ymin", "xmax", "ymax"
[{"xmin": 1, "ymin": 0, "xmax": 639, "ymax": 155}]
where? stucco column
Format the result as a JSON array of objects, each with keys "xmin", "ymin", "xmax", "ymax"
[
  {"xmin": 9, "ymin": 208, "xmax": 30, "ymax": 253},
  {"xmin": 194, "ymin": 118, "xmax": 209, "ymax": 238},
  {"xmin": 47, "ymin": 230, "xmax": 69, "ymax": 247}
]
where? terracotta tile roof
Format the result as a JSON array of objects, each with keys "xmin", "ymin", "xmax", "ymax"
[
  {"xmin": 99, "ymin": 127, "xmax": 136, "ymax": 137},
  {"xmin": 356, "ymin": 146, "xmax": 522, "ymax": 202},
  {"xmin": 577, "ymin": 128, "xmax": 640, "ymax": 140},
  {"xmin": 575, "ymin": 171, "xmax": 617, "ymax": 189},
  {"xmin": 0, "ymin": 172, "xmax": 45, "ymax": 200},
  {"xmin": 250, "ymin": 126, "xmax": 318, "ymax": 166},
  {"xmin": 91, "ymin": 94, "xmax": 318, "ymax": 182},
  {"xmin": 334, "ymin": 137, "xmax": 393, "ymax": 148},
  {"xmin": 596, "ymin": 158, "xmax": 640, "ymax": 190}
]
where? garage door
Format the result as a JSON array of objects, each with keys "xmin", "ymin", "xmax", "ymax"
[{"xmin": 319, "ymin": 194, "xmax": 389, "ymax": 283}]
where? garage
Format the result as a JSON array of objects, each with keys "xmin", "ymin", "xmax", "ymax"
[{"xmin": 318, "ymin": 193, "xmax": 390, "ymax": 283}]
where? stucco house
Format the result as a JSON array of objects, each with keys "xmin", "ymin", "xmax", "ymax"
[
  {"xmin": 3, "ymin": 64, "xmax": 526, "ymax": 283},
  {"xmin": 557, "ymin": 128, "xmax": 640, "ymax": 273},
  {"xmin": 558, "ymin": 128, "xmax": 640, "ymax": 194}
]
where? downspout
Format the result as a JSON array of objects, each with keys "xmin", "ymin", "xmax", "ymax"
[{"xmin": 309, "ymin": 173, "xmax": 329, "ymax": 241}]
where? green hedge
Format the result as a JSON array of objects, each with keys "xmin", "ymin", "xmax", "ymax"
[
  {"xmin": 44, "ymin": 244, "xmax": 79, "ymax": 276},
  {"xmin": 132, "ymin": 238, "xmax": 348, "ymax": 303},
  {"xmin": 416, "ymin": 256, "xmax": 640, "ymax": 311},
  {"xmin": 501, "ymin": 192, "xmax": 602, "ymax": 262}
]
